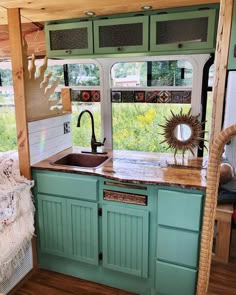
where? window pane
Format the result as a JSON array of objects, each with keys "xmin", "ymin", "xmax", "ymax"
[
  {"xmin": 46, "ymin": 64, "xmax": 64, "ymax": 86},
  {"xmin": 111, "ymin": 62, "xmax": 147, "ymax": 87},
  {"xmin": 151, "ymin": 60, "xmax": 193, "ymax": 86},
  {"xmin": 68, "ymin": 64, "xmax": 100, "ymax": 86},
  {"xmin": 69, "ymin": 63, "xmax": 102, "ymax": 148},
  {"xmin": 0, "ymin": 63, "xmax": 17, "ymax": 151},
  {"xmin": 72, "ymin": 103, "xmax": 101, "ymax": 148},
  {"xmin": 112, "ymin": 103, "xmax": 191, "ymax": 153}
]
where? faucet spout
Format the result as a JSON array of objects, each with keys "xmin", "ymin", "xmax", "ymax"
[
  {"xmin": 77, "ymin": 110, "xmax": 106, "ymax": 153},
  {"xmin": 77, "ymin": 109, "xmax": 96, "ymax": 141}
]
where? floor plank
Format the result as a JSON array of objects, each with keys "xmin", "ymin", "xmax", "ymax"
[
  {"xmin": 14, "ymin": 259, "xmax": 236, "ymax": 295},
  {"xmin": 208, "ymin": 259, "xmax": 236, "ymax": 295},
  {"xmin": 14, "ymin": 269, "xmax": 135, "ymax": 295}
]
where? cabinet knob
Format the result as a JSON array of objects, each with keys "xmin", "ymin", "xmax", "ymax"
[
  {"xmin": 117, "ymin": 47, "xmax": 123, "ymax": 51},
  {"xmin": 178, "ymin": 43, "xmax": 183, "ymax": 49},
  {"xmin": 65, "ymin": 49, "xmax": 72, "ymax": 54}
]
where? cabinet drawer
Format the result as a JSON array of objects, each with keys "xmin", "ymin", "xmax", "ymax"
[
  {"xmin": 35, "ymin": 171, "xmax": 98, "ymax": 201},
  {"xmin": 155, "ymin": 260, "xmax": 197, "ymax": 295},
  {"xmin": 156, "ymin": 226, "xmax": 200, "ymax": 268},
  {"xmin": 157, "ymin": 189, "xmax": 203, "ymax": 231}
]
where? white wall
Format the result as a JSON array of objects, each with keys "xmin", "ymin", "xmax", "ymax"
[
  {"xmin": 224, "ymin": 71, "xmax": 236, "ymax": 171},
  {"xmin": 28, "ymin": 114, "xmax": 72, "ymax": 164}
]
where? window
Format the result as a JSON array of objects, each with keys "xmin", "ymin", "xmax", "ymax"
[
  {"xmin": 111, "ymin": 60, "xmax": 193, "ymax": 87},
  {"xmin": 0, "ymin": 62, "xmax": 17, "ymax": 151},
  {"xmin": 111, "ymin": 60, "xmax": 193, "ymax": 153},
  {"xmin": 65, "ymin": 62, "xmax": 101, "ymax": 148}
]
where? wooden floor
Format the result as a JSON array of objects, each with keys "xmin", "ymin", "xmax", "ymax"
[{"xmin": 14, "ymin": 259, "xmax": 236, "ymax": 295}]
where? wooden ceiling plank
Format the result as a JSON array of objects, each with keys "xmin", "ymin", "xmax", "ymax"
[{"xmin": 0, "ymin": 0, "xmax": 220, "ymax": 25}]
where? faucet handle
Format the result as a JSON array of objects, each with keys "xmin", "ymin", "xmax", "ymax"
[{"xmin": 102, "ymin": 137, "xmax": 106, "ymax": 145}]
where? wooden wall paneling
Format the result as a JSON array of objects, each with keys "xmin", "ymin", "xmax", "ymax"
[
  {"xmin": 28, "ymin": 114, "xmax": 72, "ymax": 164},
  {"xmin": 209, "ymin": 0, "xmax": 234, "ymax": 148}
]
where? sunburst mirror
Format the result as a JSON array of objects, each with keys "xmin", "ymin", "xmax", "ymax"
[{"xmin": 159, "ymin": 108, "xmax": 207, "ymax": 157}]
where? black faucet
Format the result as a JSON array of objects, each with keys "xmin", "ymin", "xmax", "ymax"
[{"xmin": 77, "ymin": 110, "xmax": 106, "ymax": 153}]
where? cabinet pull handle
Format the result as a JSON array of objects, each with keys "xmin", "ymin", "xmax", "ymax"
[
  {"xmin": 65, "ymin": 49, "xmax": 72, "ymax": 54},
  {"xmin": 104, "ymin": 181, "xmax": 147, "ymax": 190}
]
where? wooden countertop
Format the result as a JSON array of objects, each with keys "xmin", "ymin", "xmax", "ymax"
[{"xmin": 31, "ymin": 147, "xmax": 207, "ymax": 190}]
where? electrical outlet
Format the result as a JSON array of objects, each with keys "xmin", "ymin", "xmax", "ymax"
[{"xmin": 64, "ymin": 121, "xmax": 70, "ymax": 134}]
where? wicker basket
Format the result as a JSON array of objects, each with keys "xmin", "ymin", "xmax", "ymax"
[{"xmin": 197, "ymin": 124, "xmax": 236, "ymax": 294}]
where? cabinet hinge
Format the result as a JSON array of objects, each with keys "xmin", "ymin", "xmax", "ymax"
[
  {"xmin": 99, "ymin": 252, "xmax": 103, "ymax": 261},
  {"xmin": 98, "ymin": 208, "xmax": 102, "ymax": 216}
]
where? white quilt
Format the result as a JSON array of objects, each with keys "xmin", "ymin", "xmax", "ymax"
[{"xmin": 0, "ymin": 151, "xmax": 34, "ymax": 282}]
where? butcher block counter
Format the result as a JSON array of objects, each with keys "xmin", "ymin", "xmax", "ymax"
[{"xmin": 31, "ymin": 146, "xmax": 207, "ymax": 190}]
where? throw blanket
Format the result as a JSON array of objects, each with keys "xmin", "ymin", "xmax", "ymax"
[{"xmin": 0, "ymin": 151, "xmax": 34, "ymax": 282}]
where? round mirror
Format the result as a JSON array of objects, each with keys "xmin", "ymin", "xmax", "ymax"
[
  {"xmin": 174, "ymin": 124, "xmax": 192, "ymax": 141},
  {"xmin": 159, "ymin": 108, "xmax": 207, "ymax": 157}
]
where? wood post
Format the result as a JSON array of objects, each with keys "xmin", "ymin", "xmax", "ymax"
[
  {"xmin": 7, "ymin": 8, "xmax": 31, "ymax": 179},
  {"xmin": 210, "ymin": 0, "xmax": 234, "ymax": 148},
  {"xmin": 61, "ymin": 87, "xmax": 72, "ymax": 112},
  {"xmin": 7, "ymin": 8, "xmax": 38, "ymax": 271}
]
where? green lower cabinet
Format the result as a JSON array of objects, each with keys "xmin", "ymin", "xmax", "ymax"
[
  {"xmin": 37, "ymin": 194, "xmax": 99, "ymax": 265},
  {"xmin": 102, "ymin": 204, "xmax": 149, "ymax": 278},
  {"xmin": 155, "ymin": 261, "xmax": 197, "ymax": 295},
  {"xmin": 35, "ymin": 170, "xmax": 205, "ymax": 295}
]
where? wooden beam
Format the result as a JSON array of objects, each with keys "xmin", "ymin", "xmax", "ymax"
[
  {"xmin": 210, "ymin": 0, "xmax": 234, "ymax": 147},
  {"xmin": 7, "ymin": 8, "xmax": 31, "ymax": 179},
  {"xmin": 7, "ymin": 8, "xmax": 38, "ymax": 272}
]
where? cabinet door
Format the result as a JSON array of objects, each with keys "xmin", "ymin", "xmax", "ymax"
[
  {"xmin": 102, "ymin": 205, "xmax": 149, "ymax": 278},
  {"xmin": 157, "ymin": 189, "xmax": 203, "ymax": 231},
  {"xmin": 37, "ymin": 194, "xmax": 68, "ymax": 257},
  {"xmin": 45, "ymin": 21, "xmax": 93, "ymax": 57},
  {"xmin": 150, "ymin": 9, "xmax": 216, "ymax": 53},
  {"xmin": 94, "ymin": 16, "xmax": 149, "ymax": 54},
  {"xmin": 67, "ymin": 199, "xmax": 99, "ymax": 265}
]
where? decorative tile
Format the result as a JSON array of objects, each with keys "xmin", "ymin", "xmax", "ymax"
[
  {"xmin": 134, "ymin": 91, "xmax": 145, "ymax": 102},
  {"xmin": 122, "ymin": 91, "xmax": 134, "ymax": 102},
  {"xmin": 111, "ymin": 91, "xmax": 122, "ymax": 102},
  {"xmin": 171, "ymin": 91, "xmax": 183, "ymax": 103},
  {"xmin": 81, "ymin": 91, "xmax": 91, "ymax": 102},
  {"xmin": 71, "ymin": 90, "xmax": 81, "ymax": 102},
  {"xmin": 182, "ymin": 91, "xmax": 192, "ymax": 103},
  {"xmin": 145, "ymin": 91, "xmax": 159, "ymax": 103},
  {"xmin": 91, "ymin": 90, "xmax": 100, "ymax": 102},
  {"xmin": 157, "ymin": 91, "xmax": 171, "ymax": 103}
]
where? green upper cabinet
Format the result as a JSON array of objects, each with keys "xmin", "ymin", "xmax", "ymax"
[
  {"xmin": 150, "ymin": 9, "xmax": 216, "ymax": 53},
  {"xmin": 45, "ymin": 21, "xmax": 93, "ymax": 57},
  {"xmin": 93, "ymin": 16, "xmax": 149, "ymax": 54}
]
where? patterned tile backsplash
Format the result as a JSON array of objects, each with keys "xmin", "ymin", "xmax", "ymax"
[
  {"xmin": 111, "ymin": 90, "xmax": 191, "ymax": 103},
  {"xmin": 71, "ymin": 90, "xmax": 101, "ymax": 102},
  {"xmin": 71, "ymin": 89, "xmax": 191, "ymax": 104}
]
